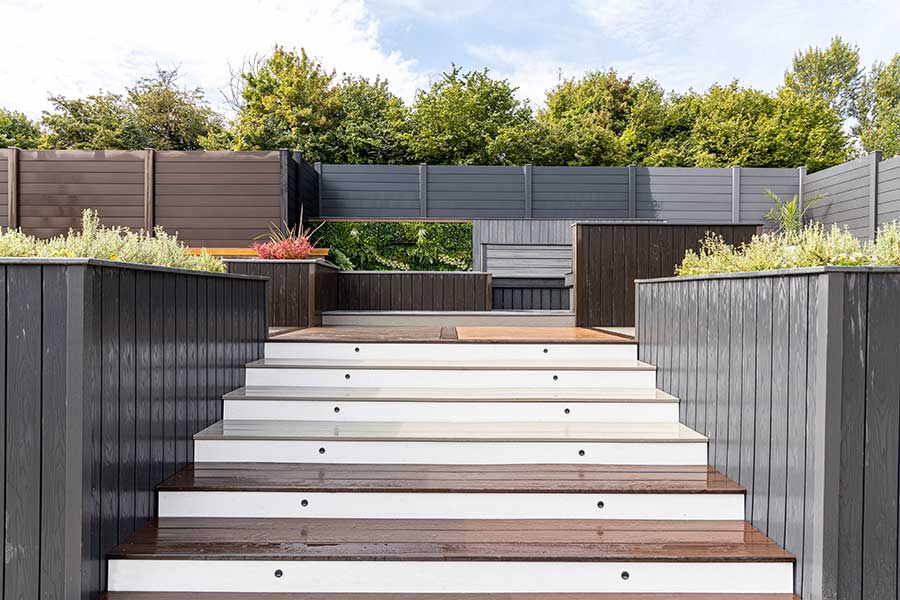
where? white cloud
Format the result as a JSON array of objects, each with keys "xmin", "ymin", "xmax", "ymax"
[{"xmin": 1, "ymin": 0, "xmax": 427, "ymax": 118}]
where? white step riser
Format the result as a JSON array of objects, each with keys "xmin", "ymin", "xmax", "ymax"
[
  {"xmin": 265, "ymin": 342, "xmax": 637, "ymax": 362},
  {"xmin": 158, "ymin": 491, "xmax": 745, "ymax": 520},
  {"xmin": 224, "ymin": 400, "xmax": 679, "ymax": 423},
  {"xmin": 194, "ymin": 440, "xmax": 708, "ymax": 465},
  {"xmin": 108, "ymin": 559, "xmax": 794, "ymax": 593},
  {"xmin": 245, "ymin": 368, "xmax": 656, "ymax": 389}
]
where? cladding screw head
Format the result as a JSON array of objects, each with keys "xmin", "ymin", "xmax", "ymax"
[
  {"xmin": 318, "ymin": 447, "xmax": 326, "ymax": 454},
  {"xmin": 334, "ymin": 406, "xmax": 341, "ymax": 413},
  {"xmin": 553, "ymin": 375, "xmax": 559, "ymax": 381},
  {"xmin": 597, "ymin": 501, "xmax": 605, "ymax": 509},
  {"xmin": 564, "ymin": 408, "xmax": 571, "ymax": 415},
  {"xmin": 301, "ymin": 499, "xmax": 309, "ymax": 507},
  {"xmin": 578, "ymin": 449, "xmax": 586, "ymax": 457},
  {"xmin": 354, "ymin": 347, "xmax": 360, "ymax": 352},
  {"xmin": 543, "ymin": 348, "xmax": 548, "ymax": 354},
  {"xmin": 274, "ymin": 569, "xmax": 283, "ymax": 578},
  {"xmin": 621, "ymin": 571, "xmax": 630, "ymax": 580}
]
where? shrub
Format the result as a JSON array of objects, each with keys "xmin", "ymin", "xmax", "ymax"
[
  {"xmin": 0, "ymin": 209, "xmax": 225, "ymax": 272},
  {"xmin": 675, "ymin": 221, "xmax": 900, "ymax": 276},
  {"xmin": 316, "ymin": 221, "xmax": 472, "ymax": 271},
  {"xmin": 251, "ymin": 217, "xmax": 321, "ymax": 260}
]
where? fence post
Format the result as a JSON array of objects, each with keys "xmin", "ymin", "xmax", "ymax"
[
  {"xmin": 869, "ymin": 151, "xmax": 882, "ymax": 240},
  {"xmin": 419, "ymin": 163, "xmax": 428, "ymax": 218},
  {"xmin": 524, "ymin": 164, "xmax": 533, "ymax": 218},
  {"xmin": 7, "ymin": 147, "xmax": 18, "ymax": 229},
  {"xmin": 798, "ymin": 166, "xmax": 807, "ymax": 212},
  {"xmin": 731, "ymin": 165, "xmax": 741, "ymax": 223},
  {"xmin": 313, "ymin": 161, "xmax": 323, "ymax": 217},
  {"xmin": 143, "ymin": 148, "xmax": 155, "ymax": 233},
  {"xmin": 627, "ymin": 164, "xmax": 636, "ymax": 218},
  {"xmin": 279, "ymin": 149, "xmax": 291, "ymax": 234}
]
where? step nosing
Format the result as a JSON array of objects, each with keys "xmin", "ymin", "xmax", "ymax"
[{"xmin": 247, "ymin": 359, "xmax": 656, "ymax": 372}]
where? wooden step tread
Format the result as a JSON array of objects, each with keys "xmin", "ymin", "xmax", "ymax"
[
  {"xmin": 194, "ymin": 421, "xmax": 707, "ymax": 443},
  {"xmin": 101, "ymin": 593, "xmax": 800, "ymax": 599},
  {"xmin": 246, "ymin": 358, "xmax": 655, "ymax": 372},
  {"xmin": 159, "ymin": 463, "xmax": 744, "ymax": 494},
  {"xmin": 225, "ymin": 386, "xmax": 678, "ymax": 403},
  {"xmin": 109, "ymin": 518, "xmax": 793, "ymax": 562}
]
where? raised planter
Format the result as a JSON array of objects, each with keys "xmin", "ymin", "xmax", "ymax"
[
  {"xmin": 0, "ymin": 259, "xmax": 267, "ymax": 599},
  {"xmin": 635, "ymin": 267, "xmax": 900, "ymax": 600}
]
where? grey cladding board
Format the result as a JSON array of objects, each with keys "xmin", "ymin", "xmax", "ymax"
[
  {"xmin": 877, "ymin": 156, "xmax": 900, "ymax": 224},
  {"xmin": 0, "ymin": 261, "xmax": 265, "ymax": 599},
  {"xmin": 484, "ymin": 244, "xmax": 572, "ymax": 278},
  {"xmin": 636, "ymin": 268, "xmax": 900, "ymax": 600}
]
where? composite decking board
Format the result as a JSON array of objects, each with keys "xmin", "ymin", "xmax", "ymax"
[
  {"xmin": 108, "ymin": 518, "xmax": 792, "ymax": 562},
  {"xmin": 193, "ymin": 420, "xmax": 707, "ymax": 443},
  {"xmin": 269, "ymin": 326, "xmax": 623, "ymax": 344},
  {"xmin": 157, "ymin": 463, "xmax": 744, "ymax": 494}
]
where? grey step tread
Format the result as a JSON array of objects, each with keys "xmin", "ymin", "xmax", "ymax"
[
  {"xmin": 194, "ymin": 420, "xmax": 707, "ymax": 443},
  {"xmin": 225, "ymin": 386, "xmax": 678, "ymax": 403},
  {"xmin": 246, "ymin": 358, "xmax": 655, "ymax": 371},
  {"xmin": 108, "ymin": 518, "xmax": 794, "ymax": 562},
  {"xmin": 158, "ymin": 463, "xmax": 745, "ymax": 494},
  {"xmin": 101, "ymin": 594, "xmax": 800, "ymax": 599}
]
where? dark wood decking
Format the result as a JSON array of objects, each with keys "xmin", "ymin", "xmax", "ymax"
[
  {"xmin": 101, "ymin": 593, "xmax": 801, "ymax": 599},
  {"xmin": 268, "ymin": 326, "xmax": 633, "ymax": 344},
  {"xmin": 158, "ymin": 463, "xmax": 745, "ymax": 494},
  {"xmin": 109, "ymin": 518, "xmax": 792, "ymax": 562}
]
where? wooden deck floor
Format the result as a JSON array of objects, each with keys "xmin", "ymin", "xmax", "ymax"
[{"xmin": 269, "ymin": 326, "xmax": 631, "ymax": 344}]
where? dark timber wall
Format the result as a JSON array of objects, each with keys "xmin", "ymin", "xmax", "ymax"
[
  {"xmin": 336, "ymin": 271, "xmax": 492, "ymax": 311},
  {"xmin": 573, "ymin": 223, "xmax": 759, "ymax": 327},
  {"xmin": 0, "ymin": 259, "xmax": 266, "ymax": 599},
  {"xmin": 635, "ymin": 267, "xmax": 900, "ymax": 600},
  {"xmin": 492, "ymin": 277, "xmax": 570, "ymax": 311}
]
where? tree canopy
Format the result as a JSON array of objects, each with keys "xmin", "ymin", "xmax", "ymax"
[{"xmin": 3, "ymin": 38, "xmax": 894, "ymax": 171}]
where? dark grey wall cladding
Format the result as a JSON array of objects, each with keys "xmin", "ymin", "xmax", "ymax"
[
  {"xmin": 878, "ymin": 156, "xmax": 900, "ymax": 224},
  {"xmin": 428, "ymin": 166, "xmax": 525, "ymax": 218},
  {"xmin": 336, "ymin": 271, "xmax": 492, "ymax": 311},
  {"xmin": 295, "ymin": 154, "xmax": 320, "ymax": 219},
  {"xmin": 491, "ymin": 277, "xmax": 570, "ymax": 310},
  {"xmin": 0, "ymin": 261, "xmax": 266, "ymax": 599},
  {"xmin": 635, "ymin": 167, "xmax": 733, "ymax": 221},
  {"xmin": 740, "ymin": 167, "xmax": 800, "ymax": 222},
  {"xmin": 319, "ymin": 164, "xmax": 420, "ymax": 218},
  {"xmin": 806, "ymin": 155, "xmax": 872, "ymax": 239},
  {"xmin": 635, "ymin": 268, "xmax": 900, "ymax": 600},
  {"xmin": 531, "ymin": 166, "xmax": 628, "ymax": 218}
]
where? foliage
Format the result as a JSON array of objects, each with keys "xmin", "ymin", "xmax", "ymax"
[
  {"xmin": 316, "ymin": 221, "xmax": 471, "ymax": 271},
  {"xmin": 41, "ymin": 68, "xmax": 223, "ymax": 150},
  {"xmin": 675, "ymin": 221, "xmax": 900, "ymax": 276},
  {"xmin": 0, "ymin": 210, "xmax": 224, "ymax": 272},
  {"xmin": 763, "ymin": 190, "xmax": 822, "ymax": 233},
  {"xmin": 404, "ymin": 65, "xmax": 532, "ymax": 165},
  {"xmin": 251, "ymin": 213, "xmax": 322, "ymax": 259},
  {"xmin": 782, "ymin": 36, "xmax": 863, "ymax": 120},
  {"xmin": 0, "ymin": 108, "xmax": 40, "ymax": 148},
  {"xmin": 855, "ymin": 53, "xmax": 900, "ymax": 157}
]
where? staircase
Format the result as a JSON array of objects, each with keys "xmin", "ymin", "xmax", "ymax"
[{"xmin": 103, "ymin": 332, "xmax": 798, "ymax": 598}]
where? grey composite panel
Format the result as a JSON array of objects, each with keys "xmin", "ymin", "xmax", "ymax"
[
  {"xmin": 877, "ymin": 155, "xmax": 900, "ymax": 224},
  {"xmin": 805, "ymin": 155, "xmax": 874, "ymax": 239}
]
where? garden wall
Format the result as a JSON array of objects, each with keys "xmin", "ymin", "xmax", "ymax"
[
  {"xmin": 636, "ymin": 267, "xmax": 900, "ymax": 600},
  {"xmin": 0, "ymin": 259, "xmax": 266, "ymax": 598}
]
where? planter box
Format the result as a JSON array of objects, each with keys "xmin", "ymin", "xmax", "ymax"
[
  {"xmin": 0, "ymin": 259, "xmax": 266, "ymax": 599},
  {"xmin": 636, "ymin": 267, "xmax": 900, "ymax": 600}
]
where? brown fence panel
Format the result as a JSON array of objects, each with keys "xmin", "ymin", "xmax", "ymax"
[
  {"xmin": 573, "ymin": 223, "xmax": 759, "ymax": 327},
  {"xmin": 0, "ymin": 151, "xmax": 8, "ymax": 228},
  {"xmin": 17, "ymin": 150, "xmax": 145, "ymax": 237},
  {"xmin": 155, "ymin": 151, "xmax": 282, "ymax": 247}
]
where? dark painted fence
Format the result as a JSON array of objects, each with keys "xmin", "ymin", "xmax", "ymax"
[
  {"xmin": 336, "ymin": 271, "xmax": 492, "ymax": 311},
  {"xmin": 492, "ymin": 277, "xmax": 570, "ymax": 310},
  {"xmin": 573, "ymin": 223, "xmax": 759, "ymax": 327},
  {"xmin": 0, "ymin": 259, "xmax": 266, "ymax": 599},
  {"xmin": 225, "ymin": 259, "xmax": 339, "ymax": 328},
  {"xmin": 636, "ymin": 267, "xmax": 900, "ymax": 600}
]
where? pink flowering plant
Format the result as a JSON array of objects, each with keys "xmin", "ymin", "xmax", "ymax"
[{"xmin": 251, "ymin": 208, "xmax": 323, "ymax": 260}]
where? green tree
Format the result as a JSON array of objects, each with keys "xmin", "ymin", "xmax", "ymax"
[
  {"xmin": 0, "ymin": 108, "xmax": 41, "ymax": 148},
  {"xmin": 405, "ymin": 66, "xmax": 532, "ymax": 164},
  {"xmin": 41, "ymin": 93, "xmax": 146, "ymax": 149},
  {"xmin": 856, "ymin": 54, "xmax": 900, "ymax": 156},
  {"xmin": 782, "ymin": 36, "xmax": 863, "ymax": 120}
]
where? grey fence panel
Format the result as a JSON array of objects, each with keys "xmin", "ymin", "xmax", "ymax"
[
  {"xmin": 531, "ymin": 166, "xmax": 628, "ymax": 218},
  {"xmin": 319, "ymin": 164, "xmax": 420, "ymax": 218},
  {"xmin": 739, "ymin": 167, "xmax": 801, "ymax": 222},
  {"xmin": 635, "ymin": 167, "xmax": 733, "ymax": 221},
  {"xmin": 427, "ymin": 165, "xmax": 525, "ymax": 218},
  {"xmin": 0, "ymin": 260, "xmax": 266, "ymax": 599},
  {"xmin": 483, "ymin": 244, "xmax": 572, "ymax": 278},
  {"xmin": 877, "ymin": 155, "xmax": 900, "ymax": 224},
  {"xmin": 805, "ymin": 155, "xmax": 873, "ymax": 239}
]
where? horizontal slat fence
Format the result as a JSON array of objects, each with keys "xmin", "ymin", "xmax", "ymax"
[
  {"xmin": 0, "ymin": 259, "xmax": 266, "ymax": 599},
  {"xmin": 337, "ymin": 271, "xmax": 492, "ymax": 311},
  {"xmin": 573, "ymin": 223, "xmax": 759, "ymax": 327},
  {"xmin": 636, "ymin": 267, "xmax": 900, "ymax": 600}
]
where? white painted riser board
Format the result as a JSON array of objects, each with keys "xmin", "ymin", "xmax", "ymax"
[
  {"xmin": 194, "ymin": 440, "xmax": 708, "ymax": 465},
  {"xmin": 265, "ymin": 342, "xmax": 637, "ymax": 362},
  {"xmin": 107, "ymin": 559, "xmax": 794, "ymax": 593},
  {"xmin": 245, "ymin": 368, "xmax": 656, "ymax": 389},
  {"xmin": 224, "ymin": 399, "xmax": 679, "ymax": 423},
  {"xmin": 158, "ymin": 491, "xmax": 745, "ymax": 520}
]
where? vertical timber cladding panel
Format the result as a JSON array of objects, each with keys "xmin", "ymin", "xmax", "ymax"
[
  {"xmin": 17, "ymin": 150, "xmax": 145, "ymax": 238},
  {"xmin": 876, "ymin": 155, "xmax": 900, "ymax": 224},
  {"xmin": 805, "ymin": 155, "xmax": 873, "ymax": 240},
  {"xmin": 154, "ymin": 151, "xmax": 282, "ymax": 247},
  {"xmin": 531, "ymin": 166, "xmax": 628, "ymax": 218},
  {"xmin": 635, "ymin": 167, "xmax": 733, "ymax": 222},
  {"xmin": 335, "ymin": 272, "xmax": 491, "ymax": 311},
  {"xmin": 319, "ymin": 164, "xmax": 420, "ymax": 218},
  {"xmin": 427, "ymin": 165, "xmax": 525, "ymax": 218}
]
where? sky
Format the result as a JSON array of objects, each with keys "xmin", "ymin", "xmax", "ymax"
[{"xmin": 2, "ymin": 0, "xmax": 900, "ymax": 119}]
